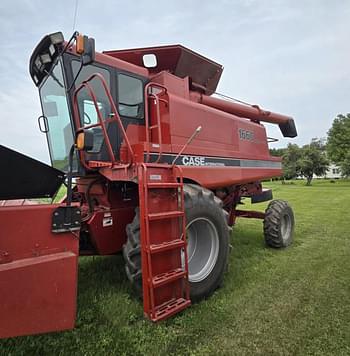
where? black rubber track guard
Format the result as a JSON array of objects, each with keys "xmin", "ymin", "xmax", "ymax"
[{"xmin": 0, "ymin": 145, "xmax": 65, "ymax": 200}]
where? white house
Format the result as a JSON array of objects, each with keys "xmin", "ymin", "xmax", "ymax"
[
  {"xmin": 325, "ymin": 164, "xmax": 342, "ymax": 179},
  {"xmin": 314, "ymin": 163, "xmax": 342, "ymax": 179}
]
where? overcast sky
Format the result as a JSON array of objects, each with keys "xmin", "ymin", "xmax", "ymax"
[{"xmin": 0, "ymin": 0, "xmax": 349, "ymax": 163}]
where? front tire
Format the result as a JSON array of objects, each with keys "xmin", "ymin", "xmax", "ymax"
[
  {"xmin": 122, "ymin": 209, "xmax": 142, "ymax": 296},
  {"xmin": 184, "ymin": 184, "xmax": 229, "ymax": 301},
  {"xmin": 122, "ymin": 184, "xmax": 230, "ymax": 302}
]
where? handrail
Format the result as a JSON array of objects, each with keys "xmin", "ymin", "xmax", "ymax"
[
  {"xmin": 144, "ymin": 83, "xmax": 168, "ymax": 163},
  {"xmin": 139, "ymin": 163, "xmax": 155, "ymax": 316},
  {"xmin": 72, "ymin": 72, "xmax": 134, "ymax": 169},
  {"xmin": 171, "ymin": 165, "xmax": 190, "ymax": 301}
]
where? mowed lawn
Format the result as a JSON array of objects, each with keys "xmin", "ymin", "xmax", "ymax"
[{"xmin": 1, "ymin": 180, "xmax": 350, "ymax": 355}]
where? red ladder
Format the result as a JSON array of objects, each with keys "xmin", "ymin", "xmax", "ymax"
[
  {"xmin": 138, "ymin": 163, "xmax": 191, "ymax": 321},
  {"xmin": 144, "ymin": 83, "xmax": 168, "ymax": 163}
]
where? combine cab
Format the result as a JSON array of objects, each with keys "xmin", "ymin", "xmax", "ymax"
[{"xmin": 0, "ymin": 32, "xmax": 296, "ymax": 338}]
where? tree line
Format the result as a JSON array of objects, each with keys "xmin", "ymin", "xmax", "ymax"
[{"xmin": 270, "ymin": 113, "xmax": 350, "ymax": 185}]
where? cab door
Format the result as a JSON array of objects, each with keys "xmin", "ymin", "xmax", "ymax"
[{"xmin": 71, "ymin": 61, "xmax": 122, "ymax": 163}]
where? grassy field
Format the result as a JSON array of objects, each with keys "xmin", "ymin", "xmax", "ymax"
[{"xmin": 1, "ymin": 180, "xmax": 350, "ymax": 355}]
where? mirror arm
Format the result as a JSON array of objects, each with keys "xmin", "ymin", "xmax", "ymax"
[
  {"xmin": 67, "ymin": 62, "xmax": 83, "ymax": 93},
  {"xmin": 61, "ymin": 31, "xmax": 79, "ymax": 55}
]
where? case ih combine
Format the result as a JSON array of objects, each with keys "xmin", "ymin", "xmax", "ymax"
[{"xmin": 0, "ymin": 32, "xmax": 297, "ymax": 338}]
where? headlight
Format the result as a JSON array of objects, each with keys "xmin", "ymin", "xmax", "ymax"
[
  {"xmin": 40, "ymin": 53, "xmax": 52, "ymax": 64},
  {"xmin": 49, "ymin": 32, "xmax": 64, "ymax": 45}
]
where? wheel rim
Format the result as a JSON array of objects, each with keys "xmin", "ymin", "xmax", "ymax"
[
  {"xmin": 185, "ymin": 217, "xmax": 220, "ymax": 283},
  {"xmin": 281, "ymin": 213, "xmax": 292, "ymax": 242}
]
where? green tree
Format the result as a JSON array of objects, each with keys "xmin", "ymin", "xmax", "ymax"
[
  {"xmin": 269, "ymin": 147, "xmax": 286, "ymax": 157},
  {"xmin": 339, "ymin": 151, "xmax": 350, "ymax": 177},
  {"xmin": 298, "ymin": 139, "xmax": 329, "ymax": 185},
  {"xmin": 282, "ymin": 144, "xmax": 302, "ymax": 180},
  {"xmin": 327, "ymin": 113, "xmax": 350, "ymax": 176}
]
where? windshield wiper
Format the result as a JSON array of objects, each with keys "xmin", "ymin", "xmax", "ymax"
[{"xmin": 44, "ymin": 69, "xmax": 64, "ymax": 88}]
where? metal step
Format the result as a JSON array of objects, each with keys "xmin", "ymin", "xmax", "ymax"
[
  {"xmin": 152, "ymin": 268, "xmax": 186, "ymax": 288},
  {"xmin": 150, "ymin": 239, "xmax": 185, "ymax": 254},
  {"xmin": 148, "ymin": 211, "xmax": 184, "ymax": 221},
  {"xmin": 152, "ymin": 298, "xmax": 191, "ymax": 322}
]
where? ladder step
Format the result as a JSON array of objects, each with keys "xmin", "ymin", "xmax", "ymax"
[
  {"xmin": 152, "ymin": 268, "xmax": 186, "ymax": 288},
  {"xmin": 152, "ymin": 298, "xmax": 191, "ymax": 322},
  {"xmin": 147, "ymin": 182, "xmax": 182, "ymax": 189},
  {"xmin": 148, "ymin": 211, "xmax": 184, "ymax": 221},
  {"xmin": 150, "ymin": 239, "xmax": 185, "ymax": 254}
]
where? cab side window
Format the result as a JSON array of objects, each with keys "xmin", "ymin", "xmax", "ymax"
[
  {"xmin": 72, "ymin": 60, "xmax": 112, "ymax": 153},
  {"xmin": 117, "ymin": 74, "xmax": 144, "ymax": 119}
]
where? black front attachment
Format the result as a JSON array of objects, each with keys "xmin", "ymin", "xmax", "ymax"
[{"xmin": 0, "ymin": 145, "xmax": 65, "ymax": 200}]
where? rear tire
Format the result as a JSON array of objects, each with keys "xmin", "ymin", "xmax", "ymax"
[
  {"xmin": 123, "ymin": 208, "xmax": 142, "ymax": 296},
  {"xmin": 263, "ymin": 200, "xmax": 294, "ymax": 248},
  {"xmin": 122, "ymin": 184, "xmax": 230, "ymax": 302}
]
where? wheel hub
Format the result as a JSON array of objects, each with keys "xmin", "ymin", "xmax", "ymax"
[
  {"xmin": 281, "ymin": 213, "xmax": 292, "ymax": 242},
  {"xmin": 185, "ymin": 217, "xmax": 219, "ymax": 283}
]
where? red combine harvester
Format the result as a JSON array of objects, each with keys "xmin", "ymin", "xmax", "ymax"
[{"xmin": 0, "ymin": 32, "xmax": 297, "ymax": 339}]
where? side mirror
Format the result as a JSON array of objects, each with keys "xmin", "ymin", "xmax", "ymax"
[
  {"xmin": 76, "ymin": 34, "xmax": 95, "ymax": 66},
  {"xmin": 75, "ymin": 130, "xmax": 94, "ymax": 151}
]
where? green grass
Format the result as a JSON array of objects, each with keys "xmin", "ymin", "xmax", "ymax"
[{"xmin": 2, "ymin": 179, "xmax": 350, "ymax": 355}]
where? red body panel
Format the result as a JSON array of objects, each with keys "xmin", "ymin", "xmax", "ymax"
[
  {"xmin": 169, "ymin": 96, "xmax": 268, "ymax": 156},
  {"xmin": 177, "ymin": 166, "xmax": 281, "ymax": 189},
  {"xmin": 0, "ymin": 204, "xmax": 79, "ymax": 339},
  {"xmin": 87, "ymin": 208, "xmax": 134, "ymax": 254}
]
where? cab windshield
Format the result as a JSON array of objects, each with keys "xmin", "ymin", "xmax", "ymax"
[{"xmin": 39, "ymin": 59, "xmax": 74, "ymax": 171}]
